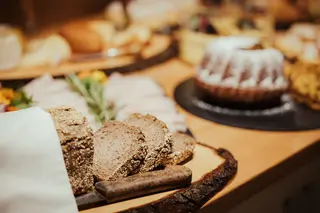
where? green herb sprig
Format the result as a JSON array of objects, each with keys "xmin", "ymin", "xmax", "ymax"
[
  {"xmin": 11, "ymin": 90, "xmax": 34, "ymax": 109},
  {"xmin": 65, "ymin": 74, "xmax": 115, "ymax": 124}
]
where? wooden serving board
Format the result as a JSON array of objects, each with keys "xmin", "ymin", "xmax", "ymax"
[
  {"xmin": 0, "ymin": 35, "xmax": 172, "ymax": 80},
  {"xmin": 77, "ymin": 143, "xmax": 237, "ymax": 213}
]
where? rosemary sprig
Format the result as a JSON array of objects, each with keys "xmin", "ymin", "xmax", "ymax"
[
  {"xmin": 65, "ymin": 74, "xmax": 115, "ymax": 124},
  {"xmin": 11, "ymin": 90, "xmax": 34, "ymax": 109}
]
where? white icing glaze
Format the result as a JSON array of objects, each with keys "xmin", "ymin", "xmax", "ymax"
[{"xmin": 197, "ymin": 36, "xmax": 288, "ymax": 90}]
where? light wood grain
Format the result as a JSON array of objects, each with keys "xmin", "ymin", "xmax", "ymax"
[{"xmin": 86, "ymin": 59, "xmax": 319, "ymax": 213}]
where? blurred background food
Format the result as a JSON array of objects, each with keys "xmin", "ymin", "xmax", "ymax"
[
  {"xmin": 286, "ymin": 62, "xmax": 320, "ymax": 110},
  {"xmin": 0, "ymin": 2, "xmax": 320, "ymax": 213},
  {"xmin": 1, "ymin": 0, "xmax": 320, "ymax": 112}
]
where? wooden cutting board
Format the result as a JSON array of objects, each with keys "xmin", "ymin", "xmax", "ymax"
[
  {"xmin": 0, "ymin": 35, "xmax": 172, "ymax": 80},
  {"xmin": 77, "ymin": 143, "xmax": 237, "ymax": 213}
]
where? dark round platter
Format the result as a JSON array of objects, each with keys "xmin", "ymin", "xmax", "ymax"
[{"xmin": 174, "ymin": 78, "xmax": 320, "ymax": 131}]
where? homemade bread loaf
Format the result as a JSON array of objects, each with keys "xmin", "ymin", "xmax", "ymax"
[
  {"xmin": 47, "ymin": 106, "xmax": 94, "ymax": 195},
  {"xmin": 93, "ymin": 121, "xmax": 147, "ymax": 181},
  {"xmin": 125, "ymin": 114, "xmax": 173, "ymax": 173},
  {"xmin": 59, "ymin": 21, "xmax": 113, "ymax": 53},
  {"xmin": 59, "ymin": 20, "xmax": 151, "ymax": 54},
  {"xmin": 164, "ymin": 133, "xmax": 196, "ymax": 165}
]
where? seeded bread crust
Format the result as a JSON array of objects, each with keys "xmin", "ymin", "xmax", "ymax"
[
  {"xmin": 125, "ymin": 114, "xmax": 173, "ymax": 173},
  {"xmin": 164, "ymin": 133, "xmax": 196, "ymax": 165},
  {"xmin": 48, "ymin": 106, "xmax": 94, "ymax": 195},
  {"xmin": 93, "ymin": 121, "xmax": 147, "ymax": 181}
]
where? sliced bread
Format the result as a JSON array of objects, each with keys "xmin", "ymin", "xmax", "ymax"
[
  {"xmin": 125, "ymin": 114, "xmax": 173, "ymax": 173},
  {"xmin": 164, "ymin": 133, "xmax": 196, "ymax": 166},
  {"xmin": 47, "ymin": 106, "xmax": 94, "ymax": 195},
  {"xmin": 93, "ymin": 121, "xmax": 147, "ymax": 181}
]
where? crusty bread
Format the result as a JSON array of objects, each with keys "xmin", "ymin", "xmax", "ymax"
[
  {"xmin": 164, "ymin": 133, "xmax": 196, "ymax": 165},
  {"xmin": 93, "ymin": 121, "xmax": 147, "ymax": 181},
  {"xmin": 125, "ymin": 114, "xmax": 173, "ymax": 173},
  {"xmin": 47, "ymin": 106, "xmax": 94, "ymax": 195},
  {"xmin": 59, "ymin": 20, "xmax": 150, "ymax": 54},
  {"xmin": 59, "ymin": 21, "xmax": 106, "ymax": 53}
]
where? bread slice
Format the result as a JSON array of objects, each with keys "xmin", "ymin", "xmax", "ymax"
[
  {"xmin": 47, "ymin": 106, "xmax": 94, "ymax": 195},
  {"xmin": 93, "ymin": 121, "xmax": 147, "ymax": 181},
  {"xmin": 125, "ymin": 114, "xmax": 173, "ymax": 173},
  {"xmin": 164, "ymin": 133, "xmax": 196, "ymax": 165}
]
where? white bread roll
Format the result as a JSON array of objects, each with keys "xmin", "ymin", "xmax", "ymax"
[
  {"xmin": 0, "ymin": 25, "xmax": 23, "ymax": 70},
  {"xmin": 21, "ymin": 34, "xmax": 71, "ymax": 67}
]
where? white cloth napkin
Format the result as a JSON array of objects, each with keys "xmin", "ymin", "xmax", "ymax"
[{"xmin": 0, "ymin": 107, "xmax": 78, "ymax": 213}]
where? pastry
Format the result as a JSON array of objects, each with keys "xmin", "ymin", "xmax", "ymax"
[
  {"xmin": 286, "ymin": 62, "xmax": 320, "ymax": 110},
  {"xmin": 60, "ymin": 20, "xmax": 114, "ymax": 53},
  {"xmin": 0, "ymin": 25, "xmax": 23, "ymax": 70},
  {"xmin": 106, "ymin": 0, "xmax": 198, "ymax": 30},
  {"xmin": 195, "ymin": 36, "xmax": 288, "ymax": 105},
  {"xmin": 21, "ymin": 34, "xmax": 71, "ymax": 67},
  {"xmin": 274, "ymin": 23, "xmax": 320, "ymax": 64}
]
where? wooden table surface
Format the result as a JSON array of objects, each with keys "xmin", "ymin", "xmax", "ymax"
[
  {"xmin": 132, "ymin": 59, "xmax": 320, "ymax": 212},
  {"xmin": 88, "ymin": 59, "xmax": 320, "ymax": 212}
]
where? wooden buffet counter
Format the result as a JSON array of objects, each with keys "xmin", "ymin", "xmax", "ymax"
[{"xmin": 86, "ymin": 59, "xmax": 320, "ymax": 212}]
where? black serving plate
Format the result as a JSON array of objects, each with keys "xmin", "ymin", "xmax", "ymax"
[{"xmin": 174, "ymin": 78, "xmax": 320, "ymax": 131}]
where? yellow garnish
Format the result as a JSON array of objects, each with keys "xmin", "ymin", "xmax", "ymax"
[
  {"xmin": 92, "ymin": 70, "xmax": 108, "ymax": 83},
  {"xmin": 77, "ymin": 70, "xmax": 108, "ymax": 83},
  {"xmin": 0, "ymin": 88, "xmax": 15, "ymax": 100},
  {"xmin": 0, "ymin": 93, "xmax": 10, "ymax": 105}
]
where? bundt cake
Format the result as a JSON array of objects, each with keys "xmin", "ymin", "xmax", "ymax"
[{"xmin": 195, "ymin": 36, "xmax": 288, "ymax": 107}]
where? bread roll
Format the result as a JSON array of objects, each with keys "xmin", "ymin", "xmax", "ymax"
[
  {"xmin": 60, "ymin": 21, "xmax": 106, "ymax": 53},
  {"xmin": 21, "ymin": 34, "xmax": 71, "ymax": 67},
  {"xmin": 59, "ymin": 20, "xmax": 151, "ymax": 53},
  {"xmin": 0, "ymin": 25, "xmax": 23, "ymax": 70}
]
